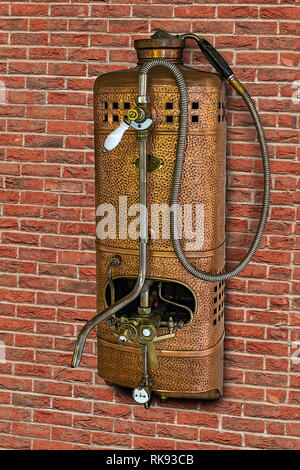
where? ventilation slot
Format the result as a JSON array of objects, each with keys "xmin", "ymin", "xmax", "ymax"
[
  {"xmin": 192, "ymin": 115, "xmax": 198, "ymax": 123},
  {"xmin": 166, "ymin": 115, "xmax": 173, "ymax": 123},
  {"xmin": 213, "ymin": 281, "xmax": 225, "ymax": 326},
  {"xmin": 165, "ymin": 102, "xmax": 173, "ymax": 109}
]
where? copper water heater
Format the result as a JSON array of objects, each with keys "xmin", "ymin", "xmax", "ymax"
[{"xmin": 72, "ymin": 32, "xmax": 270, "ymax": 407}]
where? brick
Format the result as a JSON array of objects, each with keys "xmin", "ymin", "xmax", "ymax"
[
  {"xmin": 223, "ymin": 416, "xmax": 264, "ymax": 433},
  {"xmin": 261, "ymin": 7, "xmax": 299, "ymax": 20},
  {"xmin": 45, "ymin": 149, "xmax": 84, "ymax": 165},
  {"xmin": 38, "ymin": 263, "xmax": 77, "ymax": 279},
  {"xmin": 176, "ymin": 6, "xmax": 216, "ymax": 18},
  {"xmin": 0, "ymin": 376, "xmax": 32, "ymax": 392},
  {"xmin": 201, "ymin": 429, "xmax": 242, "ymax": 447},
  {"xmin": 14, "ymin": 364, "xmax": 52, "ymax": 379},
  {"xmin": 245, "ymin": 403, "xmax": 300, "ymax": 421},
  {"xmin": 58, "ymin": 250, "xmax": 95, "ymax": 266},
  {"xmin": 74, "ymin": 415, "xmax": 113, "ymax": 432},
  {"xmin": 114, "ymin": 419, "xmax": 155, "ymax": 437},
  {"xmin": 15, "ymin": 333, "xmax": 52, "ymax": 349},
  {"xmin": 224, "ymin": 385, "xmax": 264, "ymax": 401},
  {"xmin": 134, "ymin": 436, "xmax": 174, "ymax": 450},
  {"xmin": 245, "ymin": 434, "xmax": 299, "ymax": 450},
  {"xmin": 92, "ymin": 431, "xmax": 132, "ymax": 448},
  {"xmin": 36, "ymin": 292, "xmax": 75, "ymax": 308},
  {"xmin": 19, "ymin": 247, "xmax": 56, "ymax": 263},
  {"xmin": 12, "ymin": 393, "xmax": 50, "ymax": 409},
  {"xmin": 267, "ymin": 421, "xmax": 285, "ymax": 435},
  {"xmin": 287, "ymin": 423, "xmax": 300, "ymax": 437},
  {"xmin": 177, "ymin": 411, "xmax": 218, "ymax": 428},
  {"xmin": 94, "ymin": 5, "xmax": 130, "ymax": 19},
  {"xmin": 94, "ymin": 402, "xmax": 131, "ymax": 419},
  {"xmin": 11, "ymin": 4, "xmax": 48, "ymax": 16},
  {"xmin": 7, "ymin": 148, "xmax": 44, "ymax": 162},
  {"xmin": 109, "ymin": 20, "xmax": 148, "ymax": 33},
  {"xmin": 41, "ymin": 235, "xmax": 79, "ymax": 250},
  {"xmin": 235, "ymin": 21, "xmax": 277, "ymax": 35},
  {"xmin": 218, "ymin": 6, "xmax": 258, "ymax": 18},
  {"xmin": 17, "ymin": 305, "xmax": 55, "ymax": 321},
  {"xmin": 50, "ymin": 33, "xmax": 88, "ymax": 48},
  {"xmin": 69, "ymin": 47, "xmax": 108, "ymax": 62},
  {"xmin": 0, "ymin": 18, "xmax": 28, "ymax": 32},
  {"xmin": 51, "ymin": 4, "xmax": 88, "ymax": 16},
  {"xmin": 20, "ymin": 191, "xmax": 58, "ymax": 206},
  {"xmin": 0, "ymin": 259, "xmax": 36, "ymax": 274},
  {"xmin": 32, "ymin": 440, "xmax": 72, "ymax": 450},
  {"xmin": 0, "ymin": 289, "xmax": 35, "ymax": 305},
  {"xmin": 33, "ymin": 410, "xmax": 72, "ymax": 427},
  {"xmin": 0, "ymin": 435, "xmax": 31, "ymax": 450},
  {"xmin": 246, "ymin": 340, "xmax": 288, "ymax": 357},
  {"xmin": 52, "ymin": 426, "xmax": 90, "ymax": 444},
  {"xmin": 267, "ymin": 389, "xmax": 286, "ymax": 404},
  {"xmin": 11, "ymin": 33, "xmax": 49, "ymax": 46},
  {"xmin": 12, "ymin": 422, "xmax": 50, "ymax": 440},
  {"xmin": 193, "ymin": 20, "xmax": 234, "ymax": 34},
  {"xmin": 34, "ymin": 380, "xmax": 72, "ymax": 397}
]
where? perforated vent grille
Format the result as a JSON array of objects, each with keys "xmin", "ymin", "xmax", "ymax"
[{"xmin": 213, "ymin": 280, "xmax": 225, "ymax": 326}]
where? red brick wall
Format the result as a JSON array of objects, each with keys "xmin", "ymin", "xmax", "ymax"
[{"xmin": 0, "ymin": 1, "xmax": 299, "ymax": 450}]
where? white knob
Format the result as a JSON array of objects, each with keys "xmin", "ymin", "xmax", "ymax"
[
  {"xmin": 142, "ymin": 328, "xmax": 151, "ymax": 338},
  {"xmin": 104, "ymin": 121, "xmax": 130, "ymax": 151},
  {"xmin": 133, "ymin": 387, "xmax": 150, "ymax": 404}
]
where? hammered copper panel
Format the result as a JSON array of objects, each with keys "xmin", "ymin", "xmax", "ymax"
[
  {"xmin": 96, "ymin": 247, "xmax": 225, "ymax": 353},
  {"xmin": 98, "ymin": 336, "xmax": 224, "ymax": 396}
]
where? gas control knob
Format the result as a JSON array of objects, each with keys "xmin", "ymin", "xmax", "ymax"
[
  {"xmin": 141, "ymin": 327, "xmax": 152, "ymax": 338},
  {"xmin": 132, "ymin": 386, "xmax": 151, "ymax": 405}
]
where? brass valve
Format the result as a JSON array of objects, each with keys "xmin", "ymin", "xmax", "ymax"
[{"xmin": 126, "ymin": 107, "xmax": 146, "ymax": 123}]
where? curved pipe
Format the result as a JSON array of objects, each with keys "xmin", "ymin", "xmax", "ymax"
[
  {"xmin": 138, "ymin": 57, "xmax": 270, "ymax": 282},
  {"xmin": 107, "ymin": 255, "xmax": 121, "ymax": 305},
  {"xmin": 71, "ymin": 137, "xmax": 148, "ymax": 368},
  {"xmin": 157, "ymin": 282, "xmax": 193, "ymax": 324}
]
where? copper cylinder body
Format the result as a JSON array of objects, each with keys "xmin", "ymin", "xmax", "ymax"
[{"xmin": 93, "ymin": 38, "xmax": 227, "ymax": 399}]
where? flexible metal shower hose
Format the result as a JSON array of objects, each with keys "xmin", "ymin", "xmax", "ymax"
[{"xmin": 139, "ymin": 59, "xmax": 270, "ymax": 282}]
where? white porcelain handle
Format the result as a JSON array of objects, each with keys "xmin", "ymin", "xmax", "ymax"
[{"xmin": 104, "ymin": 121, "xmax": 130, "ymax": 151}]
